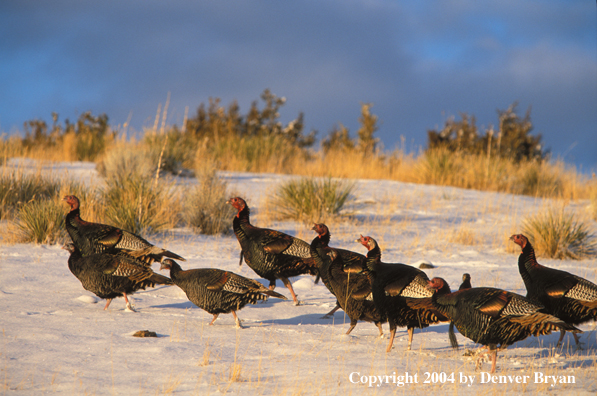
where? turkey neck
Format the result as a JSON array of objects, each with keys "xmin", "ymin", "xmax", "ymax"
[
  {"xmin": 310, "ymin": 236, "xmax": 331, "ymax": 271},
  {"xmin": 318, "ymin": 231, "xmax": 331, "ymax": 248},
  {"xmin": 518, "ymin": 242, "xmax": 541, "ymax": 292},
  {"xmin": 65, "ymin": 208, "xmax": 89, "ymax": 255},
  {"xmin": 64, "ymin": 207, "xmax": 80, "ymax": 234},
  {"xmin": 365, "ymin": 245, "xmax": 381, "ymax": 273},
  {"xmin": 167, "ymin": 261, "xmax": 184, "ymax": 283},
  {"xmin": 232, "ymin": 205, "xmax": 252, "ymax": 243}
]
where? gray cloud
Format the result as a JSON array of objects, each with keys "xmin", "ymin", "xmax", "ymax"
[{"xmin": 1, "ymin": 0, "xmax": 595, "ymax": 169}]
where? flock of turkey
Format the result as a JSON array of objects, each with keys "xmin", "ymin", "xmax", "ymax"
[{"xmin": 62, "ymin": 195, "xmax": 597, "ymax": 373}]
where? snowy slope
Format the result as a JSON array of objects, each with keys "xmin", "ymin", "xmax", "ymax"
[{"xmin": 1, "ymin": 160, "xmax": 596, "ymax": 395}]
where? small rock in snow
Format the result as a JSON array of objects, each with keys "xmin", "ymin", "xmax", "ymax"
[{"xmin": 413, "ymin": 260, "xmax": 435, "ymax": 269}]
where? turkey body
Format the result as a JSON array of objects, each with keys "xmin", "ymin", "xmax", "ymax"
[
  {"xmin": 310, "ymin": 224, "xmax": 384, "ymax": 335},
  {"xmin": 227, "ymin": 197, "xmax": 317, "ymax": 304},
  {"xmin": 511, "ymin": 234, "xmax": 597, "ymax": 345},
  {"xmin": 63, "ymin": 195, "xmax": 185, "ymax": 264},
  {"xmin": 160, "ymin": 259, "xmax": 286, "ymax": 327},
  {"xmin": 428, "ymin": 277, "xmax": 580, "ymax": 373},
  {"xmin": 64, "ymin": 243, "xmax": 173, "ymax": 311},
  {"xmin": 357, "ymin": 235, "xmax": 435, "ymax": 351},
  {"xmin": 312, "ymin": 223, "xmax": 368, "ymax": 317}
]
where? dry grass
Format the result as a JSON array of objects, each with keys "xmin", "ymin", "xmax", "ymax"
[
  {"xmin": 268, "ymin": 177, "xmax": 355, "ymax": 224},
  {"xmin": 522, "ymin": 206, "xmax": 597, "ymax": 259},
  {"xmin": 0, "ymin": 169, "xmax": 62, "ymax": 220},
  {"xmin": 10, "ymin": 196, "xmax": 68, "ymax": 244},
  {"xmin": 185, "ymin": 160, "xmax": 235, "ymax": 235},
  {"xmin": 4, "ymin": 127, "xmax": 596, "ymax": 202},
  {"xmin": 447, "ymin": 224, "xmax": 478, "ymax": 246}
]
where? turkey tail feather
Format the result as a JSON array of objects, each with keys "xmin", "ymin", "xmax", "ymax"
[{"xmin": 263, "ymin": 290, "xmax": 287, "ymax": 300}]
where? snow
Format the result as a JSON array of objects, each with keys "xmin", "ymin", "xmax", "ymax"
[{"xmin": 1, "ymin": 159, "xmax": 596, "ymax": 395}]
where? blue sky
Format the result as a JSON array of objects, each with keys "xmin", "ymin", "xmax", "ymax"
[{"xmin": 1, "ymin": 1, "xmax": 595, "ymax": 170}]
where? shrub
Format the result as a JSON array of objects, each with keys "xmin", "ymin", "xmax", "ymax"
[
  {"xmin": 13, "ymin": 198, "xmax": 68, "ymax": 244},
  {"xmin": 0, "ymin": 171, "xmax": 62, "ymax": 220},
  {"xmin": 418, "ymin": 148, "xmax": 463, "ymax": 186},
  {"xmin": 512, "ymin": 161, "xmax": 563, "ymax": 197},
  {"xmin": 522, "ymin": 207, "xmax": 596, "ymax": 259},
  {"xmin": 269, "ymin": 177, "xmax": 355, "ymax": 224},
  {"xmin": 96, "ymin": 142, "xmax": 156, "ymax": 180},
  {"xmin": 142, "ymin": 128, "xmax": 197, "ymax": 174},
  {"xmin": 427, "ymin": 102, "xmax": 546, "ymax": 162},
  {"xmin": 20, "ymin": 111, "xmax": 114, "ymax": 161},
  {"xmin": 185, "ymin": 163, "xmax": 234, "ymax": 235},
  {"xmin": 102, "ymin": 173, "xmax": 180, "ymax": 235}
]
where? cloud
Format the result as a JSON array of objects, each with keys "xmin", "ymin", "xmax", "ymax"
[{"xmin": 0, "ymin": 0, "xmax": 595, "ymax": 168}]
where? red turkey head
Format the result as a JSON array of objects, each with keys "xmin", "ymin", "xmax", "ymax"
[
  {"xmin": 226, "ymin": 197, "xmax": 246, "ymax": 214},
  {"xmin": 311, "ymin": 223, "xmax": 328, "ymax": 237},
  {"xmin": 62, "ymin": 195, "xmax": 80, "ymax": 210},
  {"xmin": 509, "ymin": 234, "xmax": 528, "ymax": 250},
  {"xmin": 357, "ymin": 235, "xmax": 376, "ymax": 251},
  {"xmin": 427, "ymin": 277, "xmax": 445, "ymax": 291}
]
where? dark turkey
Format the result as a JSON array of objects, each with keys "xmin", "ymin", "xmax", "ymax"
[
  {"xmin": 357, "ymin": 235, "xmax": 435, "ymax": 351},
  {"xmin": 311, "ymin": 224, "xmax": 385, "ymax": 336},
  {"xmin": 449, "ymin": 273, "xmax": 472, "ymax": 349},
  {"xmin": 63, "ymin": 243, "xmax": 173, "ymax": 311},
  {"xmin": 428, "ymin": 277, "xmax": 581, "ymax": 373},
  {"xmin": 63, "ymin": 195, "xmax": 185, "ymax": 264},
  {"xmin": 312, "ymin": 223, "xmax": 368, "ymax": 318},
  {"xmin": 160, "ymin": 259, "xmax": 286, "ymax": 327},
  {"xmin": 227, "ymin": 197, "xmax": 318, "ymax": 305},
  {"xmin": 511, "ymin": 234, "xmax": 597, "ymax": 346}
]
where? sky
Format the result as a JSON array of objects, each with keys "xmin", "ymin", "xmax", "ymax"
[{"xmin": 1, "ymin": 1, "xmax": 596, "ymax": 170}]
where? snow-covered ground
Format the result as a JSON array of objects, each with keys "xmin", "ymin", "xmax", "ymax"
[{"xmin": 1, "ymin": 159, "xmax": 596, "ymax": 395}]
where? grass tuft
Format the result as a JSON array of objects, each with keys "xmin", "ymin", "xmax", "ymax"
[
  {"xmin": 185, "ymin": 161, "xmax": 235, "ymax": 235},
  {"xmin": 268, "ymin": 177, "xmax": 355, "ymax": 224},
  {"xmin": 96, "ymin": 142, "xmax": 156, "ymax": 180},
  {"xmin": 522, "ymin": 207, "xmax": 597, "ymax": 259},
  {"xmin": 0, "ymin": 171, "xmax": 62, "ymax": 220},
  {"xmin": 102, "ymin": 172, "xmax": 180, "ymax": 235},
  {"xmin": 13, "ymin": 197, "xmax": 68, "ymax": 244}
]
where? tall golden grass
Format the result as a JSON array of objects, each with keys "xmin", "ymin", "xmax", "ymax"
[
  {"xmin": 522, "ymin": 206, "xmax": 597, "ymax": 259},
  {"xmin": 2, "ymin": 125, "xmax": 596, "ymax": 202}
]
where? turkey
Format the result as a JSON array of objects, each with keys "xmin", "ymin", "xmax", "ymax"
[
  {"xmin": 357, "ymin": 235, "xmax": 437, "ymax": 351},
  {"xmin": 511, "ymin": 234, "xmax": 597, "ymax": 347},
  {"xmin": 160, "ymin": 259, "xmax": 286, "ymax": 328},
  {"xmin": 427, "ymin": 277, "xmax": 581, "ymax": 373},
  {"xmin": 312, "ymin": 223, "xmax": 368, "ymax": 318},
  {"xmin": 63, "ymin": 195, "xmax": 185, "ymax": 264},
  {"xmin": 311, "ymin": 224, "xmax": 385, "ymax": 336},
  {"xmin": 227, "ymin": 197, "xmax": 318, "ymax": 305},
  {"xmin": 449, "ymin": 273, "xmax": 472, "ymax": 349},
  {"xmin": 63, "ymin": 243, "xmax": 173, "ymax": 311}
]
